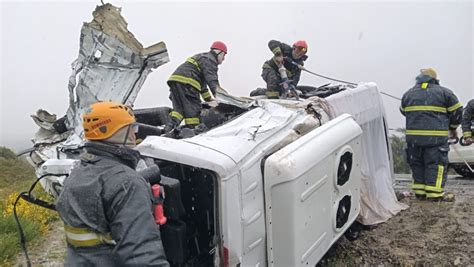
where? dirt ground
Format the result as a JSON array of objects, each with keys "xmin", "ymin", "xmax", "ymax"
[
  {"xmin": 13, "ymin": 221, "xmax": 65, "ymax": 267},
  {"xmin": 13, "ymin": 175, "xmax": 474, "ymax": 266},
  {"xmin": 321, "ymin": 174, "xmax": 474, "ymax": 266}
]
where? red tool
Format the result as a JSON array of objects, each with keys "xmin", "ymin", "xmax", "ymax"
[{"xmin": 152, "ymin": 184, "xmax": 167, "ymax": 225}]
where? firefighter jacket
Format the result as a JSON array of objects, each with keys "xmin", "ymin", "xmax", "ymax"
[
  {"xmin": 56, "ymin": 142, "xmax": 169, "ymax": 266},
  {"xmin": 262, "ymin": 40, "xmax": 308, "ymax": 89},
  {"xmin": 168, "ymin": 51, "xmax": 220, "ymax": 101},
  {"xmin": 462, "ymin": 99, "xmax": 474, "ymax": 138},
  {"xmin": 400, "ymin": 75, "xmax": 463, "ymax": 146}
]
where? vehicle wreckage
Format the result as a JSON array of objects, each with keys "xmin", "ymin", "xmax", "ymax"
[{"xmin": 20, "ymin": 4, "xmax": 407, "ymax": 266}]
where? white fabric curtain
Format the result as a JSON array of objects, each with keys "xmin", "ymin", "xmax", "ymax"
[{"xmin": 326, "ymin": 82, "xmax": 408, "ymax": 225}]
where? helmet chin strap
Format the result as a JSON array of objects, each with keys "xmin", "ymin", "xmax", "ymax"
[{"xmin": 122, "ymin": 124, "xmax": 132, "ymax": 147}]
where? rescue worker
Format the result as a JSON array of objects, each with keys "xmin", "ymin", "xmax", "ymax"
[
  {"xmin": 261, "ymin": 40, "xmax": 308, "ymax": 99},
  {"xmin": 164, "ymin": 41, "xmax": 228, "ymax": 133},
  {"xmin": 461, "ymin": 99, "xmax": 474, "ymax": 145},
  {"xmin": 400, "ymin": 68, "xmax": 463, "ymax": 201},
  {"xmin": 56, "ymin": 101, "xmax": 169, "ymax": 266}
]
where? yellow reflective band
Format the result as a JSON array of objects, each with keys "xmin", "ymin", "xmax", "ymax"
[
  {"xmin": 425, "ymin": 186, "xmax": 443, "ymax": 193},
  {"xmin": 406, "ymin": 130, "xmax": 449, "ymax": 136},
  {"xmin": 411, "ymin": 183, "xmax": 425, "ymax": 190},
  {"xmin": 435, "ymin": 164, "xmax": 444, "ymax": 189},
  {"xmin": 170, "ymin": 111, "xmax": 183, "ymax": 120},
  {"xmin": 426, "ymin": 192, "xmax": 444, "ymax": 198},
  {"xmin": 168, "ymin": 75, "xmax": 201, "ymax": 91},
  {"xmin": 272, "ymin": 47, "xmax": 282, "ymax": 55},
  {"xmin": 447, "ymin": 102, "xmax": 462, "ymax": 112},
  {"xmin": 449, "ymin": 124, "xmax": 459, "ymax": 128},
  {"xmin": 64, "ymin": 225, "xmax": 116, "ymax": 247},
  {"xmin": 403, "ymin": 106, "xmax": 447, "ymax": 113},
  {"xmin": 201, "ymin": 91, "xmax": 211, "ymax": 99},
  {"xmin": 184, "ymin": 118, "xmax": 200, "ymax": 125},
  {"xmin": 266, "ymin": 91, "xmax": 280, "ymax": 97},
  {"xmin": 186, "ymin": 57, "xmax": 201, "ymax": 71},
  {"xmin": 421, "ymin": 83, "xmax": 428, "ymax": 89},
  {"xmin": 413, "ymin": 190, "xmax": 426, "ymax": 195},
  {"xmin": 463, "ymin": 131, "xmax": 472, "ymax": 137},
  {"xmin": 64, "ymin": 225, "xmax": 93, "ymax": 234}
]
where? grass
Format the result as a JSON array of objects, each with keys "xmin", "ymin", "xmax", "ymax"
[{"xmin": 0, "ymin": 146, "xmax": 59, "ymax": 264}]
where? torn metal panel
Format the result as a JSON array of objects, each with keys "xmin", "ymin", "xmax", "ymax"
[{"xmin": 65, "ymin": 3, "xmax": 169, "ymax": 138}]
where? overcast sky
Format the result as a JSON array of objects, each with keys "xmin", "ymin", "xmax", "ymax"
[{"xmin": 1, "ymin": 0, "xmax": 473, "ymax": 151}]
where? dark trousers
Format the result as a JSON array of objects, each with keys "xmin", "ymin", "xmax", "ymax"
[
  {"xmin": 406, "ymin": 143, "xmax": 449, "ymax": 198},
  {"xmin": 168, "ymin": 82, "xmax": 202, "ymax": 128}
]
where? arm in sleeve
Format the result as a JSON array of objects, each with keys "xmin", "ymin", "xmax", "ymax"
[
  {"xmin": 399, "ymin": 94, "xmax": 407, "ymax": 117},
  {"xmin": 292, "ymin": 69, "xmax": 302, "ymax": 86},
  {"xmin": 105, "ymin": 172, "xmax": 169, "ymax": 266},
  {"xmin": 268, "ymin": 40, "xmax": 283, "ymax": 55},
  {"xmin": 200, "ymin": 57, "xmax": 219, "ymax": 96},
  {"xmin": 445, "ymin": 90, "xmax": 463, "ymax": 130},
  {"xmin": 462, "ymin": 100, "xmax": 474, "ymax": 137}
]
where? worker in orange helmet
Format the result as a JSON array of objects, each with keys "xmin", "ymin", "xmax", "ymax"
[
  {"xmin": 164, "ymin": 41, "xmax": 228, "ymax": 135},
  {"xmin": 261, "ymin": 40, "xmax": 308, "ymax": 99},
  {"xmin": 56, "ymin": 101, "xmax": 169, "ymax": 266}
]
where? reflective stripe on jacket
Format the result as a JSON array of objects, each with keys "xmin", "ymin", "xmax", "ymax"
[
  {"xmin": 56, "ymin": 142, "xmax": 169, "ymax": 266},
  {"xmin": 400, "ymin": 80, "xmax": 463, "ymax": 146},
  {"xmin": 168, "ymin": 51, "xmax": 219, "ymax": 99},
  {"xmin": 462, "ymin": 99, "xmax": 474, "ymax": 137},
  {"xmin": 267, "ymin": 40, "xmax": 307, "ymax": 86}
]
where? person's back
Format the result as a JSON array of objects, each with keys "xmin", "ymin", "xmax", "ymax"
[
  {"xmin": 169, "ymin": 51, "xmax": 220, "ymax": 99},
  {"xmin": 164, "ymin": 41, "xmax": 227, "ymax": 133},
  {"xmin": 401, "ymin": 70, "xmax": 462, "ymax": 146},
  {"xmin": 400, "ymin": 68, "xmax": 462, "ymax": 201},
  {"xmin": 56, "ymin": 102, "xmax": 169, "ymax": 266}
]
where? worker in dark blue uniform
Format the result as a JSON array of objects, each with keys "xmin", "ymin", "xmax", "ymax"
[
  {"xmin": 261, "ymin": 40, "xmax": 308, "ymax": 99},
  {"xmin": 461, "ymin": 99, "xmax": 474, "ymax": 145},
  {"xmin": 164, "ymin": 41, "xmax": 228, "ymax": 133},
  {"xmin": 400, "ymin": 68, "xmax": 463, "ymax": 201}
]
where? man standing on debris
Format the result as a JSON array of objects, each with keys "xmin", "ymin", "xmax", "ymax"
[
  {"xmin": 400, "ymin": 68, "xmax": 463, "ymax": 201},
  {"xmin": 461, "ymin": 99, "xmax": 474, "ymax": 145},
  {"xmin": 261, "ymin": 40, "xmax": 308, "ymax": 98},
  {"xmin": 56, "ymin": 101, "xmax": 169, "ymax": 266},
  {"xmin": 164, "ymin": 41, "xmax": 228, "ymax": 133}
]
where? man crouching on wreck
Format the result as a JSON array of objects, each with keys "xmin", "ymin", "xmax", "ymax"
[{"xmin": 56, "ymin": 102, "xmax": 169, "ymax": 266}]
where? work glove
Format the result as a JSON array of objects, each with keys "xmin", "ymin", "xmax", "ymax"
[
  {"xmin": 207, "ymin": 100, "xmax": 218, "ymax": 108},
  {"xmin": 464, "ymin": 137, "xmax": 473, "ymax": 145},
  {"xmin": 202, "ymin": 99, "xmax": 218, "ymax": 109},
  {"xmin": 274, "ymin": 55, "xmax": 284, "ymax": 67},
  {"xmin": 449, "ymin": 129, "xmax": 458, "ymax": 140}
]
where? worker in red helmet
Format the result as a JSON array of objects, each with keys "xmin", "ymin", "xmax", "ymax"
[
  {"xmin": 164, "ymin": 41, "xmax": 228, "ymax": 135},
  {"xmin": 261, "ymin": 40, "xmax": 308, "ymax": 99}
]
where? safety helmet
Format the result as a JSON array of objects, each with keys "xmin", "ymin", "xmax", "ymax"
[
  {"xmin": 210, "ymin": 41, "xmax": 228, "ymax": 54},
  {"xmin": 293, "ymin": 40, "xmax": 308, "ymax": 53},
  {"xmin": 82, "ymin": 101, "xmax": 136, "ymax": 140},
  {"xmin": 420, "ymin": 68, "xmax": 437, "ymax": 79}
]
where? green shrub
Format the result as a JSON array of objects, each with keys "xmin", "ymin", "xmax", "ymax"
[
  {"xmin": 0, "ymin": 147, "xmax": 17, "ymax": 160},
  {"xmin": 390, "ymin": 128, "xmax": 411, "ymax": 174},
  {"xmin": 0, "ymin": 146, "xmax": 58, "ymax": 264},
  {"xmin": 0, "ymin": 207, "xmax": 41, "ymax": 263}
]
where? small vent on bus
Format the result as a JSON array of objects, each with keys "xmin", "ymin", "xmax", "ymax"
[
  {"xmin": 337, "ymin": 151, "xmax": 353, "ymax": 186},
  {"xmin": 336, "ymin": 195, "xmax": 351, "ymax": 228}
]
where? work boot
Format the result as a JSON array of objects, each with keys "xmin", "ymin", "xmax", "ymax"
[
  {"xmin": 414, "ymin": 194, "xmax": 426, "ymax": 200},
  {"xmin": 428, "ymin": 192, "xmax": 455, "ymax": 202},
  {"xmin": 194, "ymin": 123, "xmax": 208, "ymax": 134}
]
